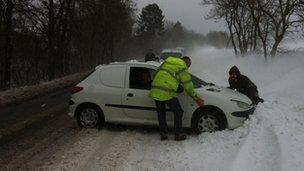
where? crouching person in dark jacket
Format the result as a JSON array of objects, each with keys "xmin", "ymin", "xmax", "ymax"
[{"xmin": 228, "ymin": 66, "xmax": 264, "ymax": 105}]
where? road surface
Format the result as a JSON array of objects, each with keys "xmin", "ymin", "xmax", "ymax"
[{"xmin": 0, "ymin": 98, "xmax": 178, "ymax": 170}]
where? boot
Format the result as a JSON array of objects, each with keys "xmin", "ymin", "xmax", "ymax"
[
  {"xmin": 174, "ymin": 133, "xmax": 187, "ymax": 141},
  {"xmin": 160, "ymin": 134, "xmax": 168, "ymax": 141}
]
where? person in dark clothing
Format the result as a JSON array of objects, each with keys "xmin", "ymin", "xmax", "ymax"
[
  {"xmin": 155, "ymin": 98, "xmax": 184, "ymax": 140},
  {"xmin": 228, "ymin": 66, "xmax": 264, "ymax": 105},
  {"xmin": 145, "ymin": 50, "xmax": 158, "ymax": 62}
]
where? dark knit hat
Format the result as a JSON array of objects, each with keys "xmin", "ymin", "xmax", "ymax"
[{"xmin": 229, "ymin": 66, "xmax": 241, "ymax": 75}]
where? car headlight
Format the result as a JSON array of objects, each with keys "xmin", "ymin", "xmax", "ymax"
[{"xmin": 231, "ymin": 99, "xmax": 251, "ymax": 109}]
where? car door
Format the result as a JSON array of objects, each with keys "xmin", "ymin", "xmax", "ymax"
[
  {"xmin": 122, "ymin": 65, "xmax": 188, "ymax": 121},
  {"xmin": 121, "ymin": 66, "xmax": 157, "ymax": 121},
  {"xmin": 97, "ymin": 65, "xmax": 126, "ymax": 121}
]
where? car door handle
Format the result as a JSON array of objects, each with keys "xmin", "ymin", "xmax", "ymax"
[{"xmin": 127, "ymin": 93, "xmax": 134, "ymax": 97}]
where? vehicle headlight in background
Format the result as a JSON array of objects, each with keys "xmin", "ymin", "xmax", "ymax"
[{"xmin": 231, "ymin": 99, "xmax": 251, "ymax": 109}]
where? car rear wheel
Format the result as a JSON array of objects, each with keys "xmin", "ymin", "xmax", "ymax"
[
  {"xmin": 192, "ymin": 110, "xmax": 225, "ymax": 134},
  {"xmin": 76, "ymin": 104, "xmax": 104, "ymax": 129}
]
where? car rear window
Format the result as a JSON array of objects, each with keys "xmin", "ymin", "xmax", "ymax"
[{"xmin": 100, "ymin": 66, "xmax": 125, "ymax": 88}]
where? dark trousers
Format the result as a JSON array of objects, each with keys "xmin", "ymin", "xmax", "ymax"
[{"xmin": 155, "ymin": 98, "xmax": 184, "ymax": 135}]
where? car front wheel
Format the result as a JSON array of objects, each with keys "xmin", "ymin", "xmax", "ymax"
[
  {"xmin": 192, "ymin": 110, "xmax": 225, "ymax": 133},
  {"xmin": 76, "ymin": 104, "xmax": 104, "ymax": 129}
]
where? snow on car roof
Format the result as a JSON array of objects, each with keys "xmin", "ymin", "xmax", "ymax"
[
  {"xmin": 161, "ymin": 49, "xmax": 183, "ymax": 53},
  {"xmin": 95, "ymin": 60, "xmax": 161, "ymax": 70}
]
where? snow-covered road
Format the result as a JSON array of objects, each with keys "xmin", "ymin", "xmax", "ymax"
[{"xmin": 1, "ymin": 46, "xmax": 304, "ymax": 171}]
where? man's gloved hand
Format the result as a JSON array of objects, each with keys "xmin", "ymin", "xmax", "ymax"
[{"xmin": 196, "ymin": 98, "xmax": 204, "ymax": 107}]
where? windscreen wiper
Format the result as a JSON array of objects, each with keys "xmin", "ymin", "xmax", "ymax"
[{"xmin": 207, "ymin": 82, "xmax": 215, "ymax": 86}]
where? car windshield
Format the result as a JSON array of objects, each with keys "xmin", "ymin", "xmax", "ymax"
[{"xmin": 191, "ymin": 74, "xmax": 208, "ymax": 88}]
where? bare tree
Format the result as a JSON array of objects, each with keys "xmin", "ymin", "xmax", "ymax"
[
  {"xmin": 247, "ymin": 0, "xmax": 270, "ymax": 58},
  {"xmin": 72, "ymin": 0, "xmax": 135, "ymax": 64},
  {"xmin": 295, "ymin": 0, "xmax": 304, "ymax": 36},
  {"xmin": 203, "ymin": 0, "xmax": 302, "ymax": 57},
  {"xmin": 17, "ymin": 0, "xmax": 78, "ymax": 79},
  {"xmin": 0, "ymin": 0, "xmax": 137, "ymax": 90},
  {"xmin": 203, "ymin": 0, "xmax": 255, "ymax": 56},
  {"xmin": 0, "ymin": 0, "xmax": 14, "ymax": 90},
  {"xmin": 203, "ymin": 0, "xmax": 237, "ymax": 55},
  {"xmin": 257, "ymin": 0, "xmax": 302, "ymax": 56}
]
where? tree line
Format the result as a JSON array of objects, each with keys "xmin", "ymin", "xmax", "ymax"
[
  {"xmin": 131, "ymin": 3, "xmax": 228, "ymax": 59},
  {"xmin": 203, "ymin": 0, "xmax": 304, "ymax": 58},
  {"xmin": 0, "ymin": 0, "xmax": 137, "ymax": 90},
  {"xmin": 0, "ymin": 1, "xmax": 227, "ymax": 90}
]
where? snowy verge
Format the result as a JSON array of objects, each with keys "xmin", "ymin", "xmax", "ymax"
[
  {"xmin": 0, "ymin": 104, "xmax": 66, "ymax": 141},
  {"xmin": 0, "ymin": 70, "xmax": 92, "ymax": 108}
]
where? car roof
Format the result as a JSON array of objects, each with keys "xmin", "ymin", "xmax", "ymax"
[{"xmin": 95, "ymin": 60, "xmax": 161, "ymax": 70}]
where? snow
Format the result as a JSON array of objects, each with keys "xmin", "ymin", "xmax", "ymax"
[
  {"xmin": 0, "ymin": 70, "xmax": 91, "ymax": 107},
  {"xmin": 22, "ymin": 44, "xmax": 304, "ymax": 171},
  {"xmin": 120, "ymin": 45, "xmax": 304, "ymax": 171},
  {"xmin": 189, "ymin": 45, "xmax": 304, "ymax": 171}
]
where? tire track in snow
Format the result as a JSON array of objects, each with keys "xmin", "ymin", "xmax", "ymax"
[
  {"xmin": 260, "ymin": 97, "xmax": 304, "ymax": 171},
  {"xmin": 80, "ymin": 131, "xmax": 137, "ymax": 171},
  {"xmin": 229, "ymin": 117, "xmax": 282, "ymax": 171},
  {"xmin": 182, "ymin": 130, "xmax": 248, "ymax": 171},
  {"xmin": 124, "ymin": 132, "xmax": 191, "ymax": 171}
]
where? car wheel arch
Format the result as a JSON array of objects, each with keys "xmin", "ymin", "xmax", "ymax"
[{"xmin": 191, "ymin": 105, "xmax": 228, "ymax": 131}]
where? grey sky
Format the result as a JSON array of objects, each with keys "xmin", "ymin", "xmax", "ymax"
[{"xmin": 135, "ymin": 0, "xmax": 225, "ymax": 35}]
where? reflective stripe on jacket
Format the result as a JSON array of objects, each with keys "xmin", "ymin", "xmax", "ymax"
[{"xmin": 149, "ymin": 56, "xmax": 198, "ymax": 101}]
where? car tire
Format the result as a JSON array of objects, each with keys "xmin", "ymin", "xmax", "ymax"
[
  {"xmin": 192, "ymin": 109, "xmax": 226, "ymax": 134},
  {"xmin": 76, "ymin": 104, "xmax": 104, "ymax": 129}
]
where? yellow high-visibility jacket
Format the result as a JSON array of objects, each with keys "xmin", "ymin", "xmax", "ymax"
[{"xmin": 149, "ymin": 56, "xmax": 199, "ymax": 101}]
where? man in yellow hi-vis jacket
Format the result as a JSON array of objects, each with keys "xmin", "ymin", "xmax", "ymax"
[{"xmin": 150, "ymin": 56, "xmax": 204, "ymax": 141}]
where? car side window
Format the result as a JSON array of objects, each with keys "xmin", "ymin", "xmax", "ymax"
[
  {"xmin": 100, "ymin": 66, "xmax": 125, "ymax": 88},
  {"xmin": 129, "ymin": 67, "xmax": 155, "ymax": 90}
]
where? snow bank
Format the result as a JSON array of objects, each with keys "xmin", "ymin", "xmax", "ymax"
[
  {"xmin": 185, "ymin": 45, "xmax": 304, "ymax": 171},
  {"xmin": 0, "ymin": 70, "xmax": 92, "ymax": 107},
  {"xmin": 122, "ymin": 45, "xmax": 304, "ymax": 171}
]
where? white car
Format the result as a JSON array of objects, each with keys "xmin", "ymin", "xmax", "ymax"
[{"xmin": 68, "ymin": 61, "xmax": 255, "ymax": 133}]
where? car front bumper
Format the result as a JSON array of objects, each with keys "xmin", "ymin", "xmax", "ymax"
[{"xmin": 231, "ymin": 107, "xmax": 255, "ymax": 118}]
